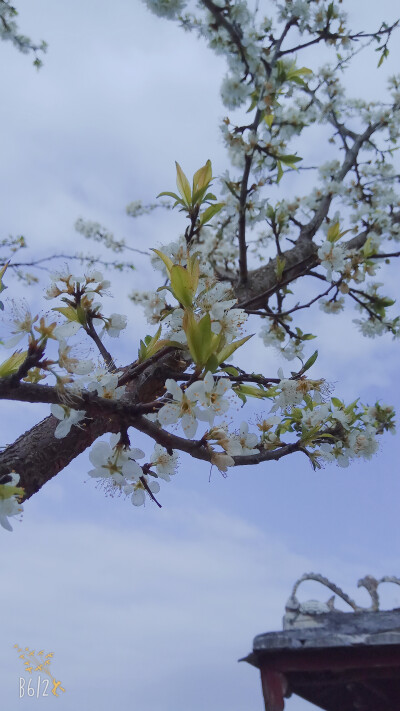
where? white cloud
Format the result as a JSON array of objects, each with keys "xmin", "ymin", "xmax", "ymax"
[{"xmin": 1, "ymin": 505, "xmax": 318, "ymax": 710}]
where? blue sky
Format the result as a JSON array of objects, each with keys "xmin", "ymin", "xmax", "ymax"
[{"xmin": 1, "ymin": 2, "xmax": 400, "ymax": 710}]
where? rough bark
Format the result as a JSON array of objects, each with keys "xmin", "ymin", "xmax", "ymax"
[{"xmin": 0, "ymin": 351, "xmax": 185, "ymax": 501}]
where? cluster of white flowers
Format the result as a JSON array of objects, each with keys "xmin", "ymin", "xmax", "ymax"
[
  {"xmin": 196, "ymin": 282, "xmax": 246, "ymax": 338},
  {"xmin": 220, "ymin": 74, "xmax": 253, "ymax": 109},
  {"xmin": 318, "ymin": 425, "xmax": 379, "ymax": 468},
  {"xmin": 157, "ymin": 373, "xmax": 232, "ymax": 438},
  {"xmin": 353, "ymin": 318, "xmax": 387, "ymax": 339},
  {"xmin": 75, "ymin": 219, "xmax": 125, "ymax": 252},
  {"xmin": 271, "ymin": 376, "xmax": 322, "ymax": 411},
  {"xmin": 260, "ymin": 321, "xmax": 309, "ymax": 364},
  {"xmin": 89, "ymin": 434, "xmax": 144, "ymax": 485},
  {"xmin": 130, "ymin": 290, "xmax": 167, "ymax": 324},
  {"xmin": 87, "ymin": 369, "xmax": 126, "ymax": 400},
  {"xmin": 319, "ymin": 297, "xmax": 345, "ymax": 314},
  {"xmin": 126, "ymin": 200, "xmax": 163, "ymax": 218},
  {"xmin": 88, "ymin": 434, "xmax": 178, "ymax": 506},
  {"xmin": 203, "ymin": 421, "xmax": 260, "ymax": 472},
  {"xmin": 281, "ymin": 339, "xmax": 304, "ymax": 362},
  {"xmin": 317, "ymin": 242, "xmax": 346, "ymax": 281},
  {"xmin": 144, "ymin": 0, "xmax": 186, "ymax": 19},
  {"xmin": 2, "ymin": 0, "xmax": 399, "ymax": 529}
]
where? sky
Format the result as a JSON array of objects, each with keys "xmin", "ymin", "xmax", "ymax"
[{"xmin": 1, "ymin": 1, "xmax": 400, "ymax": 710}]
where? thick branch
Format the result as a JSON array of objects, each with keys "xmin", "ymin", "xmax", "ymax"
[
  {"xmin": 0, "ymin": 350, "xmax": 185, "ymax": 500},
  {"xmin": 131, "ymin": 414, "xmax": 304, "ymax": 466}
]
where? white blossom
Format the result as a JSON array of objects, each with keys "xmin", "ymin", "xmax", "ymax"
[
  {"xmin": 126, "ymin": 477, "xmax": 161, "ymax": 506},
  {"xmin": 3, "ymin": 302, "xmax": 37, "ymax": 348},
  {"xmin": 318, "ymin": 241, "xmax": 346, "ymax": 280},
  {"xmin": 158, "ymin": 379, "xmax": 201, "ymax": 438},
  {"xmin": 210, "ymin": 307, "xmax": 247, "ymax": 338},
  {"xmin": 188, "ymin": 372, "xmax": 232, "ymax": 424},
  {"xmin": 89, "ymin": 434, "xmax": 144, "ymax": 485},
  {"xmin": 220, "ymin": 74, "xmax": 253, "ymax": 109},
  {"xmin": 281, "ymin": 340, "xmax": 304, "ymax": 361},
  {"xmin": 210, "ymin": 451, "xmax": 235, "ymax": 473},
  {"xmin": 53, "ymin": 320, "xmax": 82, "ymax": 340},
  {"xmin": 301, "ymin": 405, "xmax": 330, "ymax": 429},
  {"xmin": 51, "ymin": 404, "xmax": 86, "ymax": 438},
  {"xmin": 272, "ymin": 379, "xmax": 305, "ymax": 410},
  {"xmin": 227, "ymin": 422, "xmax": 259, "ymax": 456},
  {"xmin": 103, "ymin": 313, "xmax": 127, "ymax": 338},
  {"xmin": 348, "ymin": 426, "xmax": 379, "ymax": 460},
  {"xmin": 86, "ymin": 372, "xmax": 126, "ymax": 400},
  {"xmin": 58, "ymin": 340, "xmax": 93, "ymax": 375},
  {"xmin": 150, "ymin": 444, "xmax": 178, "ymax": 481}
]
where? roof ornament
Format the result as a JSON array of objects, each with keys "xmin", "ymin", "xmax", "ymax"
[{"xmin": 283, "ymin": 573, "xmax": 400, "ymax": 629}]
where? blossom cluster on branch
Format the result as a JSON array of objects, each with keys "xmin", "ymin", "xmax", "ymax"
[{"xmin": 0, "ymin": 0, "xmax": 399, "ymax": 530}]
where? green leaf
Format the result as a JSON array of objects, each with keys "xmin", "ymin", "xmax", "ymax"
[
  {"xmin": 264, "ymin": 114, "xmax": 274, "ymax": 128},
  {"xmin": 157, "ymin": 191, "xmax": 186, "ymax": 209},
  {"xmin": 275, "ymin": 256, "xmax": 286, "ymax": 281},
  {"xmin": 300, "ymin": 350, "xmax": 318, "ymax": 374},
  {"xmin": 191, "ymin": 185, "xmax": 209, "ymax": 206},
  {"xmin": 331, "ymin": 397, "xmax": 343, "ymax": 408},
  {"xmin": 327, "ymin": 222, "xmax": 350, "ymax": 243},
  {"xmin": 288, "ymin": 66, "xmax": 313, "ymax": 79},
  {"xmin": 76, "ymin": 305, "xmax": 88, "ymax": 326},
  {"xmin": 233, "ymin": 384, "xmax": 269, "ymax": 399},
  {"xmin": 151, "ymin": 249, "xmax": 174, "ymax": 277},
  {"xmin": 0, "ymin": 483, "xmax": 24, "ymax": 501},
  {"xmin": 362, "ymin": 236, "xmax": 375, "ymax": 258},
  {"xmin": 200, "ymin": 203, "xmax": 224, "ymax": 226},
  {"xmin": 277, "ymin": 153, "xmax": 302, "ymax": 167},
  {"xmin": 138, "ymin": 325, "xmax": 165, "ymax": 362},
  {"xmin": 183, "ymin": 310, "xmax": 219, "ymax": 366},
  {"xmin": 170, "ymin": 265, "xmax": 194, "ymax": 308},
  {"xmin": 302, "ymin": 351, "xmax": 318, "ymax": 373},
  {"xmin": 52, "ymin": 305, "xmax": 80, "ymax": 322},
  {"xmin": 222, "ymin": 366, "xmax": 239, "ymax": 376},
  {"xmin": 246, "ymin": 92, "xmax": 259, "ymax": 113},
  {"xmin": 377, "ymin": 47, "xmax": 389, "ymax": 68},
  {"xmin": 276, "ymin": 160, "xmax": 283, "ymax": 183},
  {"xmin": 192, "ymin": 160, "xmax": 212, "ymax": 194},
  {"xmin": 327, "ymin": 2, "xmax": 335, "ymax": 20},
  {"xmin": 235, "ymin": 389, "xmax": 247, "ymax": 407},
  {"xmin": 344, "ymin": 400, "xmax": 359, "ymax": 418},
  {"xmin": 204, "ymin": 353, "xmax": 220, "ymax": 374},
  {"xmin": 0, "ymin": 350, "xmax": 28, "ymax": 378},
  {"xmin": 217, "ymin": 334, "xmax": 253, "ymax": 364},
  {"xmin": 175, "ymin": 162, "xmax": 192, "ymax": 206},
  {"xmin": 301, "ymin": 423, "xmax": 322, "ymax": 445},
  {"xmin": 0, "ymin": 261, "xmax": 9, "ymax": 294}
]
